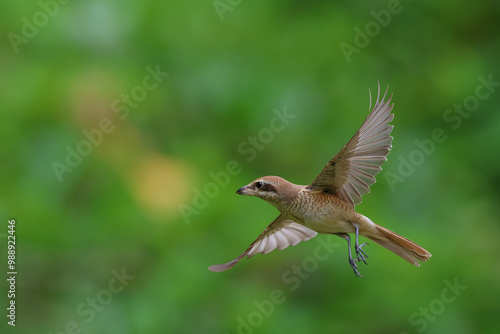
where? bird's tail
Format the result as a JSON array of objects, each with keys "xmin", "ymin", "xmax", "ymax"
[{"xmin": 361, "ymin": 216, "xmax": 431, "ymax": 266}]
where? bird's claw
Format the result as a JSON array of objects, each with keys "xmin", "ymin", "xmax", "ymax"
[
  {"xmin": 355, "ymin": 242, "xmax": 369, "ymax": 264},
  {"xmin": 349, "ymin": 258, "xmax": 364, "ymax": 278}
]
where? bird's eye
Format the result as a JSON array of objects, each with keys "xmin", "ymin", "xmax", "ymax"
[{"xmin": 255, "ymin": 181, "xmax": 263, "ymax": 189}]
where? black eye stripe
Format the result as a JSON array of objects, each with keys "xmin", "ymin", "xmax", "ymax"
[
  {"xmin": 254, "ymin": 181, "xmax": 277, "ymax": 193},
  {"xmin": 261, "ymin": 183, "xmax": 276, "ymax": 193}
]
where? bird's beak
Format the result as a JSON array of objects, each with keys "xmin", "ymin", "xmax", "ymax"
[{"xmin": 236, "ymin": 186, "xmax": 250, "ymax": 195}]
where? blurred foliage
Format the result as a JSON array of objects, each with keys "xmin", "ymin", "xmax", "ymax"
[{"xmin": 1, "ymin": 0, "xmax": 499, "ymax": 333}]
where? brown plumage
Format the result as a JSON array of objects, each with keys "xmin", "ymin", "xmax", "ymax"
[{"xmin": 209, "ymin": 84, "xmax": 431, "ymax": 277}]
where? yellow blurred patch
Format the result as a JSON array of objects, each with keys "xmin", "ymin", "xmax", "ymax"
[{"xmin": 129, "ymin": 153, "xmax": 191, "ymax": 220}]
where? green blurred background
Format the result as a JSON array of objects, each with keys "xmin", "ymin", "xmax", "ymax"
[{"xmin": 1, "ymin": 1, "xmax": 499, "ymax": 333}]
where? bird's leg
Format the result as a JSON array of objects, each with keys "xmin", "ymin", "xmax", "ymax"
[
  {"xmin": 334, "ymin": 233, "xmax": 363, "ymax": 278},
  {"xmin": 352, "ymin": 223, "xmax": 369, "ymax": 264}
]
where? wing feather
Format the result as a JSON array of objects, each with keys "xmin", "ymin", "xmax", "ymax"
[
  {"xmin": 308, "ymin": 83, "xmax": 394, "ymax": 207},
  {"xmin": 209, "ymin": 215, "xmax": 317, "ymax": 272}
]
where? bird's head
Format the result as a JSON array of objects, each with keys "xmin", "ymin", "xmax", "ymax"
[{"xmin": 236, "ymin": 176, "xmax": 301, "ymax": 208}]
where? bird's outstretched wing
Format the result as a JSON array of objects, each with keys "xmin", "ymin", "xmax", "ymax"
[
  {"xmin": 209, "ymin": 214, "xmax": 317, "ymax": 272},
  {"xmin": 308, "ymin": 83, "xmax": 394, "ymax": 207}
]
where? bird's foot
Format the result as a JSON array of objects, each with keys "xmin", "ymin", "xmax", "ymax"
[
  {"xmin": 334, "ymin": 232, "xmax": 367, "ymax": 278},
  {"xmin": 349, "ymin": 258, "xmax": 364, "ymax": 278},
  {"xmin": 355, "ymin": 242, "xmax": 369, "ymax": 265}
]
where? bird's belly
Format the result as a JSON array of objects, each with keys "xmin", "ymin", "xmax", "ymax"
[{"xmin": 299, "ymin": 207, "xmax": 355, "ymax": 234}]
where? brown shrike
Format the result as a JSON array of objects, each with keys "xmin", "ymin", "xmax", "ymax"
[{"xmin": 209, "ymin": 84, "xmax": 431, "ymax": 277}]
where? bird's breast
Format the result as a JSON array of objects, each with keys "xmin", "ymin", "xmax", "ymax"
[{"xmin": 288, "ymin": 191, "xmax": 356, "ymax": 234}]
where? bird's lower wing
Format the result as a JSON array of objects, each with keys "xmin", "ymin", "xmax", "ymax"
[{"xmin": 209, "ymin": 214, "xmax": 317, "ymax": 272}]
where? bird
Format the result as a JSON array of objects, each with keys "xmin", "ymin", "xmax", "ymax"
[{"xmin": 209, "ymin": 83, "xmax": 431, "ymax": 277}]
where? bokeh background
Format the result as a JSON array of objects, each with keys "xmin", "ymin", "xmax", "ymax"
[{"xmin": 1, "ymin": 1, "xmax": 499, "ymax": 333}]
